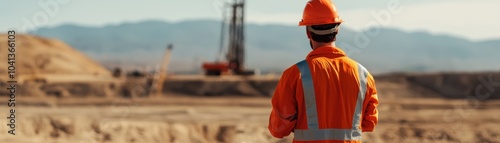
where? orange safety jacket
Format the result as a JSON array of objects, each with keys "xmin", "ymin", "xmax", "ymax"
[{"xmin": 268, "ymin": 46, "xmax": 379, "ymax": 143}]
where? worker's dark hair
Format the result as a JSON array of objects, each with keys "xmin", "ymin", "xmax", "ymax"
[{"xmin": 309, "ymin": 24, "xmax": 339, "ymax": 43}]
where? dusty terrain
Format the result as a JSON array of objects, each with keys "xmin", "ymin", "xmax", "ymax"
[
  {"xmin": 0, "ymin": 95, "xmax": 499, "ymax": 143},
  {"xmin": 2, "ymin": 67, "xmax": 500, "ymax": 143}
]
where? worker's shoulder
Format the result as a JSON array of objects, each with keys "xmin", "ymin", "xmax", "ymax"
[
  {"xmin": 350, "ymin": 60, "xmax": 376, "ymax": 83},
  {"xmin": 283, "ymin": 61, "xmax": 301, "ymax": 74},
  {"xmin": 342, "ymin": 57, "xmax": 374, "ymax": 77},
  {"xmin": 275, "ymin": 62, "xmax": 301, "ymax": 82},
  {"xmin": 279, "ymin": 60, "xmax": 310, "ymax": 77},
  {"xmin": 319, "ymin": 56, "xmax": 364, "ymax": 72}
]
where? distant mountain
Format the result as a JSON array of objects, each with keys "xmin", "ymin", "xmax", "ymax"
[{"xmin": 32, "ymin": 20, "xmax": 500, "ymax": 74}]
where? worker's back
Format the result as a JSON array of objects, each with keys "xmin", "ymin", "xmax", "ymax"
[
  {"xmin": 269, "ymin": 1, "xmax": 379, "ymax": 142},
  {"xmin": 268, "ymin": 46, "xmax": 378, "ymax": 143}
]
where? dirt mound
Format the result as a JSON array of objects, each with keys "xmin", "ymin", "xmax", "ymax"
[
  {"xmin": 376, "ymin": 72, "xmax": 500, "ymax": 99},
  {"xmin": 0, "ymin": 34, "xmax": 110, "ymax": 76},
  {"xmin": 165, "ymin": 75, "xmax": 279, "ymax": 96}
]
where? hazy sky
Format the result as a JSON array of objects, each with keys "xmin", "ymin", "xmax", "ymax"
[{"xmin": 1, "ymin": 0, "xmax": 499, "ymax": 41}]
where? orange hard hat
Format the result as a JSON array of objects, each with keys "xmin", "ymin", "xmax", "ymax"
[{"xmin": 299, "ymin": 0, "xmax": 343, "ymax": 26}]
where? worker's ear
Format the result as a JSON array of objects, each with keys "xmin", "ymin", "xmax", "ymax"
[{"xmin": 306, "ymin": 30, "xmax": 311, "ymax": 39}]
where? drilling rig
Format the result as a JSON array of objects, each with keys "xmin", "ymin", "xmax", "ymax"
[{"xmin": 202, "ymin": 0, "xmax": 254, "ymax": 76}]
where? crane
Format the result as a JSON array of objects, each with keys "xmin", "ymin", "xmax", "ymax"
[{"xmin": 152, "ymin": 44, "xmax": 173, "ymax": 95}]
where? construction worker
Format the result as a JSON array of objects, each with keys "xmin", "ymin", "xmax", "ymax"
[{"xmin": 268, "ymin": 0, "xmax": 379, "ymax": 142}]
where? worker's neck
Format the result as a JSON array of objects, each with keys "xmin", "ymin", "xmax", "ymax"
[{"xmin": 311, "ymin": 41, "xmax": 335, "ymax": 50}]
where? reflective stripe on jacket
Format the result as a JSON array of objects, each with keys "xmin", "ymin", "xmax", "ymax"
[{"xmin": 268, "ymin": 46, "xmax": 379, "ymax": 143}]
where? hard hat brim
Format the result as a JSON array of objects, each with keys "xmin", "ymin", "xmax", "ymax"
[{"xmin": 298, "ymin": 18, "xmax": 343, "ymax": 26}]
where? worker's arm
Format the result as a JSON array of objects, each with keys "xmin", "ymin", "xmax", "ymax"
[
  {"xmin": 268, "ymin": 67, "xmax": 298, "ymax": 138},
  {"xmin": 362, "ymin": 73, "xmax": 379, "ymax": 132}
]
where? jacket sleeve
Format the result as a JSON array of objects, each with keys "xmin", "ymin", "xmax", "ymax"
[
  {"xmin": 268, "ymin": 68, "xmax": 298, "ymax": 138},
  {"xmin": 362, "ymin": 73, "xmax": 379, "ymax": 132}
]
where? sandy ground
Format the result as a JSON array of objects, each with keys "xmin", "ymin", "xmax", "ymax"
[{"xmin": 1, "ymin": 96, "xmax": 499, "ymax": 143}]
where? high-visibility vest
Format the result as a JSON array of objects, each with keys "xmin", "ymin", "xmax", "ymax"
[{"xmin": 293, "ymin": 59, "xmax": 368, "ymax": 141}]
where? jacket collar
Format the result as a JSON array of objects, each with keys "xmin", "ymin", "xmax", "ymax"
[{"xmin": 306, "ymin": 45, "xmax": 346, "ymax": 59}]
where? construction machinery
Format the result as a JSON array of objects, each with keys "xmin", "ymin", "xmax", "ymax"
[
  {"xmin": 202, "ymin": 0, "xmax": 254, "ymax": 76},
  {"xmin": 143, "ymin": 43, "xmax": 173, "ymax": 96}
]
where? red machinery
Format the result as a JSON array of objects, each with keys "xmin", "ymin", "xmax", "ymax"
[{"xmin": 202, "ymin": 62, "xmax": 229, "ymax": 75}]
